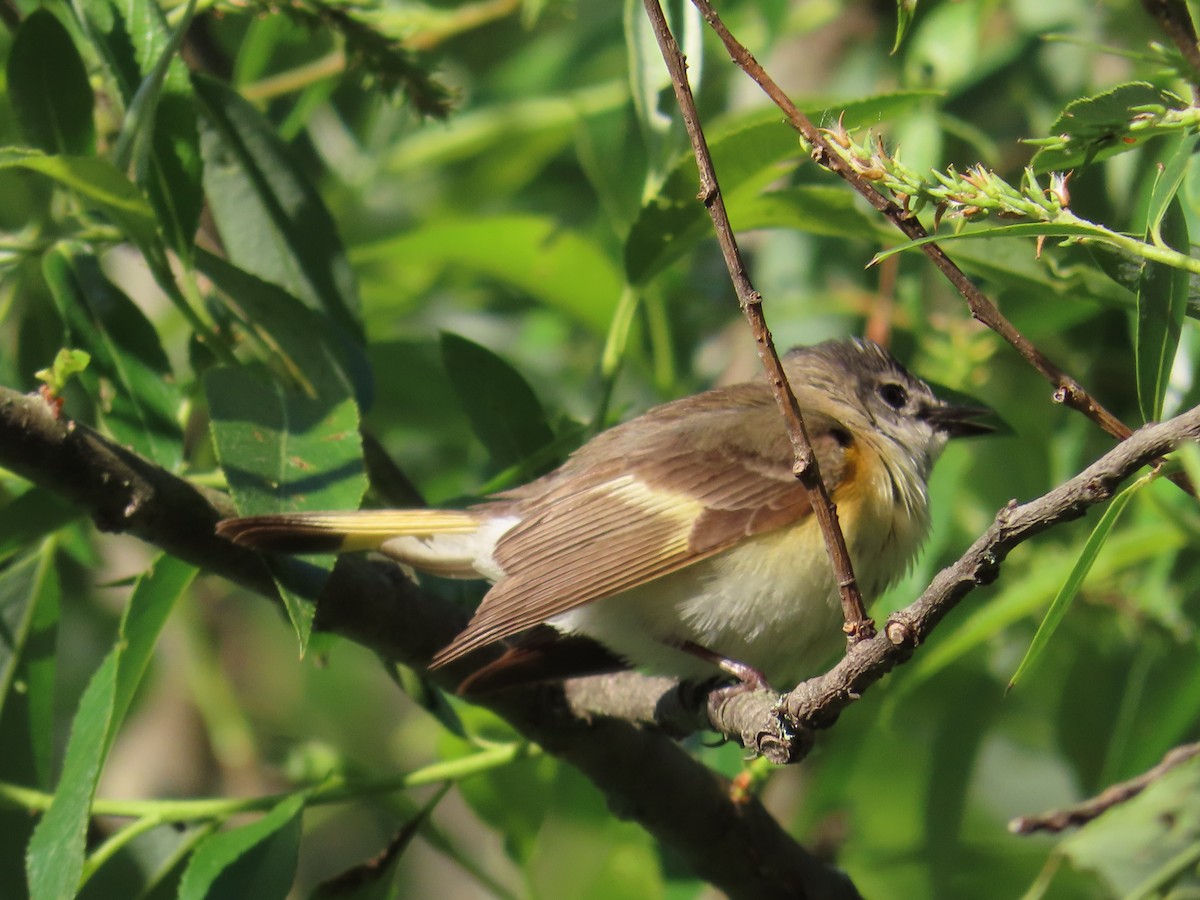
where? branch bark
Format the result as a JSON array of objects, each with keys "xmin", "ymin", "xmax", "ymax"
[{"xmin": 0, "ymin": 385, "xmax": 858, "ymax": 900}]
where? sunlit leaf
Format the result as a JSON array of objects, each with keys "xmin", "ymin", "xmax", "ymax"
[
  {"xmin": 1136, "ymin": 195, "xmax": 1189, "ymax": 421},
  {"xmin": 25, "ymin": 556, "xmax": 196, "ymax": 900},
  {"xmin": 206, "ymin": 367, "xmax": 366, "ymax": 651},
  {"xmin": 1007, "ymin": 472, "xmax": 1153, "ymax": 692}
]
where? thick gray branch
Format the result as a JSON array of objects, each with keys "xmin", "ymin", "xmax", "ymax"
[
  {"xmin": 570, "ymin": 404, "xmax": 1200, "ymax": 763},
  {"xmin": 0, "ymin": 385, "xmax": 857, "ymax": 900}
]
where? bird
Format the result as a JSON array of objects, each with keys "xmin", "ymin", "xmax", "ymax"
[{"xmin": 217, "ymin": 338, "xmax": 990, "ymax": 693}]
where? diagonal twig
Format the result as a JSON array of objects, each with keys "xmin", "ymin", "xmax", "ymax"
[
  {"xmin": 689, "ymin": 0, "xmax": 1134, "ymax": 444},
  {"xmin": 641, "ymin": 0, "xmax": 872, "ymax": 639},
  {"xmin": 1009, "ymin": 740, "xmax": 1200, "ymax": 834}
]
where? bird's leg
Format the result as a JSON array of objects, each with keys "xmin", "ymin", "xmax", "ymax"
[{"xmin": 673, "ymin": 640, "xmax": 774, "ymax": 692}]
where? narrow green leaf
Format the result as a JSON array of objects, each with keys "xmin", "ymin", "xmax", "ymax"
[
  {"xmin": 110, "ymin": 558, "xmax": 197, "ymax": 745},
  {"xmin": 193, "ymin": 76, "xmax": 364, "ymax": 343},
  {"xmin": 25, "ymin": 654, "xmax": 115, "ymax": 900},
  {"xmin": 7, "ymin": 10, "xmax": 95, "ymax": 155},
  {"xmin": 195, "ymin": 249, "xmax": 355, "ymax": 403},
  {"xmin": 25, "ymin": 556, "xmax": 195, "ymax": 900},
  {"xmin": 42, "ymin": 243, "xmax": 183, "ymax": 469},
  {"xmin": 0, "ymin": 490, "xmax": 79, "ymax": 565},
  {"xmin": 1007, "ymin": 473, "xmax": 1152, "ymax": 692},
  {"xmin": 440, "ymin": 333, "xmax": 556, "ymax": 472},
  {"xmin": 177, "ymin": 793, "xmax": 306, "ymax": 900},
  {"xmin": 0, "ymin": 543, "xmax": 60, "ymax": 797},
  {"xmin": 0, "ymin": 544, "xmax": 56, "ymax": 726},
  {"xmin": 893, "ymin": 0, "xmax": 917, "ymax": 53},
  {"xmin": 80, "ymin": 0, "xmax": 203, "ymax": 260},
  {"xmin": 205, "ymin": 367, "xmax": 366, "ymax": 651},
  {"xmin": 354, "ymin": 216, "xmax": 622, "ymax": 335},
  {"xmin": 1136, "ymin": 195, "xmax": 1190, "ymax": 421},
  {"xmin": 1143, "ymin": 132, "xmax": 1200, "ymax": 243},
  {"xmin": 0, "ymin": 149, "xmax": 159, "ymax": 253},
  {"xmin": 870, "ymin": 221, "xmax": 1106, "ymax": 264}
]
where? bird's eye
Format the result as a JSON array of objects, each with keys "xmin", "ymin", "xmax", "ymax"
[{"xmin": 878, "ymin": 382, "xmax": 908, "ymax": 410}]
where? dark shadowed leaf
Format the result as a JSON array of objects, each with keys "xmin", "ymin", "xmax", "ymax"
[
  {"xmin": 7, "ymin": 10, "xmax": 95, "ymax": 156},
  {"xmin": 441, "ymin": 333, "xmax": 556, "ymax": 472},
  {"xmin": 80, "ymin": 0, "xmax": 202, "ymax": 259},
  {"xmin": 193, "ymin": 76, "xmax": 365, "ymax": 347},
  {"xmin": 177, "ymin": 794, "xmax": 306, "ymax": 900},
  {"xmin": 42, "ymin": 243, "xmax": 183, "ymax": 469}
]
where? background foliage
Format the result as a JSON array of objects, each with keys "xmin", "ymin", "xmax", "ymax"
[{"xmin": 2, "ymin": 0, "xmax": 1200, "ymax": 896}]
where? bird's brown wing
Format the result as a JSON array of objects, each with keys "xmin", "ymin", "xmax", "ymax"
[{"xmin": 430, "ymin": 400, "xmax": 855, "ymax": 667}]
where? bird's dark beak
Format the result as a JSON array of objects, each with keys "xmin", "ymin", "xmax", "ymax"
[{"xmin": 922, "ymin": 402, "xmax": 996, "ymax": 438}]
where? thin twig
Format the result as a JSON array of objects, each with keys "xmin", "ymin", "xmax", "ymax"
[
  {"xmin": 690, "ymin": 0, "xmax": 1134, "ymax": 444},
  {"xmin": 1009, "ymin": 741, "xmax": 1200, "ymax": 834},
  {"xmin": 641, "ymin": 0, "xmax": 872, "ymax": 639}
]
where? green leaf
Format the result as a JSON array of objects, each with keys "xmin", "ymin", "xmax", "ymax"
[
  {"xmin": 624, "ymin": 93, "xmax": 940, "ymax": 284},
  {"xmin": 25, "ymin": 556, "xmax": 196, "ymax": 900},
  {"xmin": 1143, "ymin": 132, "xmax": 1200, "ymax": 243},
  {"xmin": 1030, "ymin": 82, "xmax": 1187, "ymax": 172},
  {"xmin": 205, "ymin": 367, "xmax": 366, "ymax": 651},
  {"xmin": 7, "ymin": 10, "xmax": 95, "ymax": 155},
  {"xmin": 0, "ymin": 543, "xmax": 60, "ymax": 797},
  {"xmin": 0, "ymin": 487, "xmax": 78, "ymax": 566},
  {"xmin": 42, "ymin": 243, "xmax": 184, "ymax": 469},
  {"xmin": 196, "ymin": 249, "xmax": 356, "ymax": 403},
  {"xmin": 1136, "ymin": 195, "xmax": 1190, "ymax": 421},
  {"xmin": 894, "ymin": 522, "xmax": 1182, "ymax": 700},
  {"xmin": 893, "ymin": 0, "xmax": 917, "ymax": 53},
  {"xmin": 1006, "ymin": 473, "xmax": 1152, "ymax": 692},
  {"xmin": 870, "ymin": 220, "xmax": 1105, "ymax": 264},
  {"xmin": 177, "ymin": 793, "xmax": 306, "ymax": 900},
  {"xmin": 33, "ymin": 348, "xmax": 91, "ymax": 395},
  {"xmin": 440, "ymin": 332, "xmax": 556, "ymax": 472},
  {"xmin": 0, "ymin": 543, "xmax": 56, "ymax": 727},
  {"xmin": 0, "ymin": 149, "xmax": 159, "ymax": 253},
  {"xmin": 736, "ymin": 186, "xmax": 881, "ymax": 239},
  {"xmin": 193, "ymin": 76, "xmax": 365, "ymax": 347},
  {"xmin": 80, "ymin": 0, "xmax": 203, "ymax": 260},
  {"xmin": 354, "ymin": 216, "xmax": 623, "ymax": 335},
  {"xmin": 1061, "ymin": 756, "xmax": 1200, "ymax": 897}
]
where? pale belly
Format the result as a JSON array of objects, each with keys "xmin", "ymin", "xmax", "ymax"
[{"xmin": 548, "ymin": 494, "xmax": 926, "ymax": 688}]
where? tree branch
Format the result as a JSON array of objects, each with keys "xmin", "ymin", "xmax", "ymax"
[
  {"xmin": 0, "ymin": 385, "xmax": 858, "ymax": 900},
  {"xmin": 1009, "ymin": 741, "xmax": 1200, "ymax": 834}
]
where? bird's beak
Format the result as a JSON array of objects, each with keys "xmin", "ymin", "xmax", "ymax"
[{"xmin": 922, "ymin": 402, "xmax": 997, "ymax": 438}]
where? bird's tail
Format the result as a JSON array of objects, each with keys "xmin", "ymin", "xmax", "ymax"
[{"xmin": 217, "ymin": 510, "xmax": 482, "ymax": 556}]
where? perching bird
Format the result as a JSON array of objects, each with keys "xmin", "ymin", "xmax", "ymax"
[{"xmin": 218, "ymin": 338, "xmax": 990, "ymax": 692}]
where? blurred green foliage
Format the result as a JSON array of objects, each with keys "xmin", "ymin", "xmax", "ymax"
[{"xmin": 1, "ymin": 0, "xmax": 1200, "ymax": 896}]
